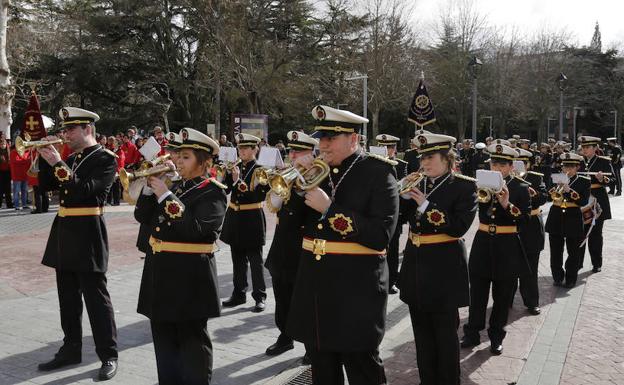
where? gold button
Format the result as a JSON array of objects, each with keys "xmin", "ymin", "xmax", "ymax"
[
  {"xmin": 332, "ymin": 168, "xmax": 339, "ymax": 174},
  {"xmin": 428, "ymin": 184, "xmax": 433, "ymax": 189},
  {"xmin": 492, "ymin": 208, "xmax": 496, "ymax": 211},
  {"xmin": 315, "ymin": 255, "xmax": 321, "ymax": 261},
  {"xmin": 77, "ymin": 154, "xmax": 82, "ymax": 158},
  {"xmin": 64, "ymin": 190, "xmax": 68, "ymax": 194},
  {"xmin": 167, "ymin": 222, "xmax": 171, "ymax": 226},
  {"xmin": 155, "ymin": 227, "xmax": 160, "ymax": 232},
  {"xmin": 490, "ymin": 215, "xmax": 495, "ymax": 219},
  {"xmin": 416, "ymin": 223, "xmax": 421, "ymax": 227},
  {"xmin": 60, "ymin": 200, "xmax": 64, "ymax": 204},
  {"xmin": 317, "ymin": 223, "xmax": 323, "ymax": 230}
]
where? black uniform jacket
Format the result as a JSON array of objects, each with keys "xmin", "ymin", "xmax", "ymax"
[
  {"xmin": 265, "ymin": 191, "xmax": 306, "ymax": 282},
  {"xmin": 399, "ymin": 173, "xmax": 477, "ymax": 311},
  {"xmin": 403, "ymin": 148, "xmax": 421, "ymax": 173},
  {"xmin": 220, "ymin": 159, "xmax": 270, "ymax": 248},
  {"xmin": 39, "ymin": 145, "xmax": 116, "ymax": 272},
  {"xmin": 392, "ymin": 157, "xmax": 409, "ymax": 225},
  {"xmin": 519, "ymin": 171, "xmax": 547, "ymax": 254},
  {"xmin": 135, "ymin": 177, "xmax": 226, "ymax": 322},
  {"xmin": 471, "ymin": 150, "xmax": 490, "ymax": 172},
  {"xmin": 287, "ymin": 151, "xmax": 399, "ymax": 352},
  {"xmin": 609, "ymin": 145, "xmax": 622, "ymax": 168},
  {"xmin": 545, "ymin": 175, "xmax": 591, "ymax": 238},
  {"xmin": 582, "ymin": 156, "xmax": 613, "ymax": 220},
  {"xmin": 469, "ymin": 175, "xmax": 531, "ymax": 280}
]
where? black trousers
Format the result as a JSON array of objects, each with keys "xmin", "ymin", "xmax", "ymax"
[
  {"xmin": 463, "ymin": 275, "xmax": 515, "ymax": 344},
  {"xmin": 409, "ymin": 306, "xmax": 460, "ymax": 385},
  {"xmin": 230, "ymin": 246, "xmax": 266, "ymax": 301},
  {"xmin": 32, "ymin": 185, "xmax": 49, "ymax": 212},
  {"xmin": 513, "ymin": 251, "xmax": 540, "ymax": 308},
  {"xmin": 610, "ymin": 166, "xmax": 621, "ymax": 194},
  {"xmin": 580, "ymin": 220, "xmax": 605, "ymax": 269},
  {"xmin": 310, "ymin": 349, "xmax": 386, "ymax": 385},
  {"xmin": 272, "ymin": 277, "xmax": 294, "ymax": 342},
  {"xmin": 0, "ymin": 170, "xmax": 11, "ymax": 207},
  {"xmin": 387, "ymin": 222, "xmax": 402, "ymax": 287},
  {"xmin": 107, "ymin": 178, "xmax": 121, "ymax": 205},
  {"xmin": 55, "ymin": 270, "xmax": 118, "ymax": 361},
  {"xmin": 550, "ymin": 235, "xmax": 582, "ymax": 284},
  {"xmin": 150, "ymin": 319, "xmax": 213, "ymax": 385}
]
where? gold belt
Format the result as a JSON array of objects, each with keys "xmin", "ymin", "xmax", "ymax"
[
  {"xmin": 149, "ymin": 236, "xmax": 215, "ymax": 254},
  {"xmin": 530, "ymin": 208, "xmax": 541, "ymax": 216},
  {"xmin": 408, "ymin": 232, "xmax": 459, "ymax": 247},
  {"xmin": 552, "ymin": 201, "xmax": 579, "ymax": 208},
  {"xmin": 228, "ymin": 202, "xmax": 263, "ymax": 211},
  {"xmin": 478, "ymin": 223, "xmax": 518, "ymax": 234},
  {"xmin": 591, "ymin": 184, "xmax": 603, "ymax": 189},
  {"xmin": 58, "ymin": 206, "xmax": 103, "ymax": 217},
  {"xmin": 302, "ymin": 237, "xmax": 385, "ymax": 260}
]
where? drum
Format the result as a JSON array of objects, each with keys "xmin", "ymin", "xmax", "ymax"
[{"xmin": 581, "ymin": 196, "xmax": 602, "ymax": 225}]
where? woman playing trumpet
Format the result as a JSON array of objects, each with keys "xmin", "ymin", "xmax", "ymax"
[
  {"xmin": 134, "ymin": 128, "xmax": 226, "ymax": 384},
  {"xmin": 399, "ymin": 133, "xmax": 477, "ymax": 385},
  {"xmin": 545, "ymin": 152, "xmax": 590, "ymax": 287}
]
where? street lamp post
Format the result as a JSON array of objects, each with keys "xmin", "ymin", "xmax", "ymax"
[
  {"xmin": 481, "ymin": 116, "xmax": 493, "ymax": 138},
  {"xmin": 468, "ymin": 56, "xmax": 483, "ymax": 142},
  {"xmin": 547, "ymin": 118, "xmax": 557, "ymax": 139},
  {"xmin": 345, "ymin": 75, "xmax": 368, "ymax": 135},
  {"xmin": 557, "ymin": 73, "xmax": 567, "ymax": 141},
  {"xmin": 573, "ymin": 107, "xmax": 582, "ymax": 149},
  {"xmin": 611, "ymin": 110, "xmax": 618, "ymax": 140}
]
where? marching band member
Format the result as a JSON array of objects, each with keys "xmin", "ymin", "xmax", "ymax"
[
  {"xmin": 287, "ymin": 105, "xmax": 398, "ymax": 384},
  {"xmin": 403, "ymin": 129, "xmax": 432, "ymax": 174},
  {"xmin": 264, "ymin": 130, "xmax": 317, "ymax": 359},
  {"xmin": 220, "ymin": 133, "xmax": 271, "ymax": 312},
  {"xmin": 578, "ymin": 136, "xmax": 613, "ymax": 272},
  {"xmin": 545, "ymin": 153, "xmax": 590, "ymax": 287},
  {"xmin": 461, "ymin": 142, "xmax": 531, "ymax": 355},
  {"xmin": 513, "ymin": 148, "xmax": 547, "ymax": 314},
  {"xmin": 36, "ymin": 107, "xmax": 119, "ymax": 380},
  {"xmin": 376, "ymin": 133, "xmax": 408, "ymax": 294},
  {"xmin": 606, "ymin": 137, "xmax": 622, "ymax": 195},
  {"xmin": 135, "ymin": 128, "xmax": 226, "ymax": 384},
  {"xmin": 399, "ymin": 133, "xmax": 476, "ymax": 385}
]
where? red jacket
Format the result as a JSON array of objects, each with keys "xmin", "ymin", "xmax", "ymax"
[
  {"xmin": 9, "ymin": 148, "xmax": 31, "ymax": 181},
  {"xmin": 157, "ymin": 138, "xmax": 168, "ymax": 156},
  {"xmin": 61, "ymin": 143, "xmax": 73, "ymax": 161},
  {"xmin": 114, "ymin": 147, "xmax": 125, "ymax": 172},
  {"xmin": 121, "ymin": 141, "xmax": 141, "ymax": 166}
]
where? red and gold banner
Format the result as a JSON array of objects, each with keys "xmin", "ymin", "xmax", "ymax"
[{"xmin": 22, "ymin": 91, "xmax": 47, "ymax": 140}]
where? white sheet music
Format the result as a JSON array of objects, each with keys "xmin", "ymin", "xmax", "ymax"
[
  {"xmin": 551, "ymin": 173, "xmax": 569, "ymax": 185},
  {"xmin": 476, "ymin": 169, "xmax": 504, "ymax": 190},
  {"xmin": 257, "ymin": 147, "xmax": 284, "ymax": 168},
  {"xmin": 219, "ymin": 147, "xmax": 238, "ymax": 163},
  {"xmin": 369, "ymin": 146, "xmax": 388, "ymax": 157},
  {"xmin": 139, "ymin": 137, "xmax": 161, "ymax": 161}
]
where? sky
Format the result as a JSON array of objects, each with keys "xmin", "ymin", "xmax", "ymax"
[{"xmin": 410, "ymin": 0, "xmax": 624, "ymax": 50}]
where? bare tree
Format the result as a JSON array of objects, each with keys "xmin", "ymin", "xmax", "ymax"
[{"xmin": 0, "ymin": 0, "xmax": 13, "ymax": 138}]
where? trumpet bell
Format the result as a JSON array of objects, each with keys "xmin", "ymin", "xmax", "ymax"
[
  {"xmin": 15, "ymin": 134, "xmax": 64, "ymax": 157},
  {"xmin": 398, "ymin": 173, "xmax": 425, "ymax": 197},
  {"xmin": 476, "ymin": 188, "xmax": 494, "ymax": 203},
  {"xmin": 269, "ymin": 167, "xmax": 301, "ymax": 199}
]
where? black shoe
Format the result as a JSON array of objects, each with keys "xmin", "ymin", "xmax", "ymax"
[
  {"xmin": 98, "ymin": 360, "xmax": 118, "ymax": 381},
  {"xmin": 616, "ymin": 192, "xmax": 622, "ymax": 196},
  {"xmin": 253, "ymin": 300, "xmax": 266, "ymax": 313},
  {"xmin": 564, "ymin": 281, "xmax": 576, "ymax": 288},
  {"xmin": 389, "ymin": 285, "xmax": 398, "ymax": 294},
  {"xmin": 460, "ymin": 336, "xmax": 480, "ymax": 349},
  {"xmin": 301, "ymin": 353, "xmax": 311, "ymax": 365},
  {"xmin": 31, "ymin": 209, "xmax": 41, "ymax": 214},
  {"xmin": 527, "ymin": 306, "xmax": 541, "ymax": 315},
  {"xmin": 592, "ymin": 267, "xmax": 602, "ymax": 273},
  {"xmin": 553, "ymin": 281, "xmax": 563, "ymax": 287},
  {"xmin": 490, "ymin": 342, "xmax": 503, "ymax": 355},
  {"xmin": 38, "ymin": 355, "xmax": 81, "ymax": 371},
  {"xmin": 266, "ymin": 340, "xmax": 294, "ymax": 356},
  {"xmin": 222, "ymin": 296, "xmax": 246, "ymax": 307}
]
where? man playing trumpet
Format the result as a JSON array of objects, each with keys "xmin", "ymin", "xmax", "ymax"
[{"xmin": 461, "ymin": 141, "xmax": 531, "ymax": 355}]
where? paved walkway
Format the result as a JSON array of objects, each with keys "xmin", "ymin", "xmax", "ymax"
[{"xmin": 0, "ymin": 196, "xmax": 623, "ymax": 384}]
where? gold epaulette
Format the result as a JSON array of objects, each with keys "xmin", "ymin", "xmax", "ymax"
[
  {"xmin": 452, "ymin": 173, "xmax": 477, "ymax": 182},
  {"xmin": 578, "ymin": 174, "xmax": 591, "ymax": 180},
  {"xmin": 102, "ymin": 148, "xmax": 119, "ymax": 158},
  {"xmin": 209, "ymin": 178, "xmax": 227, "ymax": 189},
  {"xmin": 367, "ymin": 152, "xmax": 398, "ymax": 166},
  {"xmin": 527, "ymin": 170, "xmax": 544, "ymax": 177}
]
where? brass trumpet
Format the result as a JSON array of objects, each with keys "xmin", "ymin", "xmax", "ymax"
[
  {"xmin": 295, "ymin": 159, "xmax": 330, "ymax": 191},
  {"xmin": 215, "ymin": 159, "xmax": 242, "ymax": 180},
  {"xmin": 119, "ymin": 164, "xmax": 175, "ymax": 191},
  {"xmin": 267, "ymin": 158, "xmax": 330, "ymax": 199},
  {"xmin": 15, "ymin": 134, "xmax": 65, "ymax": 156},
  {"xmin": 476, "ymin": 187, "xmax": 502, "ymax": 203},
  {"xmin": 253, "ymin": 167, "xmax": 276, "ymax": 186},
  {"xmin": 398, "ymin": 171, "xmax": 426, "ymax": 196},
  {"xmin": 268, "ymin": 166, "xmax": 304, "ymax": 199}
]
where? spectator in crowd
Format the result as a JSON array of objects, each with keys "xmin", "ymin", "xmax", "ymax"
[
  {"xmin": 106, "ymin": 137, "xmax": 125, "ymax": 206},
  {"xmin": 97, "ymin": 134, "xmax": 107, "ymax": 147},
  {"xmin": 121, "ymin": 134, "xmax": 141, "ymax": 168},
  {"xmin": 9, "ymin": 144, "xmax": 30, "ymax": 210},
  {"xmin": 0, "ymin": 136, "xmax": 12, "ymax": 208},
  {"xmin": 219, "ymin": 134, "xmax": 233, "ymax": 147},
  {"xmin": 135, "ymin": 137, "xmax": 144, "ymax": 149},
  {"xmin": 127, "ymin": 126, "xmax": 141, "ymax": 143},
  {"xmin": 152, "ymin": 126, "xmax": 168, "ymax": 156},
  {"xmin": 275, "ymin": 140, "xmax": 287, "ymax": 158},
  {"xmin": 28, "ymin": 156, "xmax": 49, "ymax": 214},
  {"xmin": 259, "ymin": 138, "xmax": 267, "ymax": 147}
]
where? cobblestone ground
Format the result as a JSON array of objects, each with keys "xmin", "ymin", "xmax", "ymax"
[{"xmin": 0, "ymin": 196, "xmax": 623, "ymax": 385}]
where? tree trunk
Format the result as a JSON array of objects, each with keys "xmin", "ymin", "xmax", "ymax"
[
  {"xmin": 371, "ymin": 108, "xmax": 380, "ymax": 140},
  {"xmin": 0, "ymin": 0, "xmax": 13, "ymax": 139}
]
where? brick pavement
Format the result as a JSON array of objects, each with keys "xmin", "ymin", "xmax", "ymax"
[{"xmin": 1, "ymin": 197, "xmax": 624, "ymax": 385}]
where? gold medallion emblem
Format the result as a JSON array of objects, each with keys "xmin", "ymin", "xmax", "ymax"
[
  {"xmin": 415, "ymin": 95, "xmax": 430, "ymax": 109},
  {"xmin": 328, "ymin": 213, "xmax": 354, "ymax": 236},
  {"xmin": 165, "ymin": 200, "xmax": 183, "ymax": 219},
  {"xmin": 54, "ymin": 166, "xmax": 71, "ymax": 182},
  {"xmin": 426, "ymin": 209, "xmax": 446, "ymax": 226}
]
